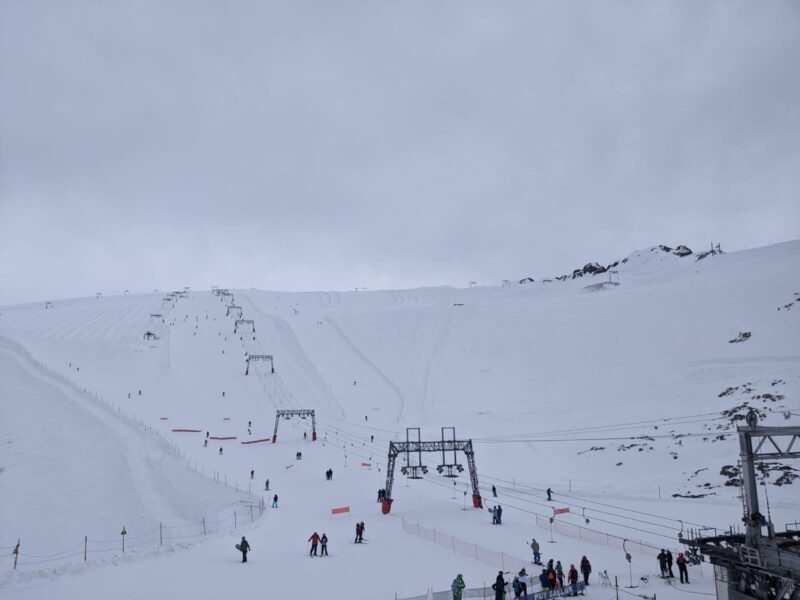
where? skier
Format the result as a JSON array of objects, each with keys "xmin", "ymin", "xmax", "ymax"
[
  {"xmin": 492, "ymin": 505, "xmax": 498, "ymax": 524},
  {"xmin": 308, "ymin": 532, "xmax": 320, "ymax": 556},
  {"xmin": 531, "ymin": 538, "xmax": 541, "ymax": 565},
  {"xmin": 580, "ymin": 556, "xmax": 592, "ymax": 585},
  {"xmin": 666, "ymin": 550, "xmax": 675, "ymax": 578},
  {"xmin": 219, "ymin": 447, "xmax": 223, "ymax": 455},
  {"xmin": 546, "ymin": 488, "xmax": 552, "ymax": 501},
  {"xmin": 492, "ymin": 485, "xmax": 497, "ymax": 497},
  {"xmin": 568, "ymin": 564, "xmax": 579, "ymax": 596},
  {"xmin": 248, "ymin": 420, "xmax": 251, "ymax": 428},
  {"xmin": 676, "ymin": 553, "xmax": 689, "ymax": 583},
  {"xmin": 204, "ymin": 439, "xmax": 208, "ymax": 448},
  {"xmin": 265, "ymin": 479, "xmax": 270, "ymax": 491},
  {"xmin": 304, "ymin": 432, "xmax": 307, "ymax": 440},
  {"xmin": 138, "ymin": 389, "xmax": 141, "ymax": 396},
  {"xmin": 555, "ymin": 561, "xmax": 564, "ymax": 589},
  {"xmin": 451, "ymin": 574, "xmax": 466, "ymax": 600},
  {"xmin": 370, "ymin": 435, "xmax": 374, "ymax": 443},
  {"xmin": 320, "ymin": 533, "xmax": 328, "ymax": 556},
  {"xmin": 657, "ymin": 550, "xmax": 668, "ymax": 578},
  {"xmin": 355, "ymin": 522, "xmax": 363, "ymax": 543},
  {"xmin": 250, "ymin": 469, "xmax": 254, "ymax": 480},
  {"xmin": 238, "ymin": 536, "xmax": 250, "ymax": 563},
  {"xmin": 272, "ymin": 494, "xmax": 278, "ymax": 508},
  {"xmin": 492, "ymin": 571, "xmax": 507, "ymax": 600},
  {"xmin": 497, "ymin": 505, "xmax": 503, "ymax": 525}
]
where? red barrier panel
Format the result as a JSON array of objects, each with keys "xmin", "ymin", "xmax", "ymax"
[
  {"xmin": 554, "ymin": 507, "xmax": 570, "ymax": 515},
  {"xmin": 331, "ymin": 506, "xmax": 350, "ymax": 515},
  {"xmin": 209, "ymin": 436, "xmax": 237, "ymax": 440},
  {"xmin": 361, "ymin": 462, "xmax": 371, "ymax": 468},
  {"xmin": 172, "ymin": 429, "xmax": 201, "ymax": 433},
  {"xmin": 241, "ymin": 438, "xmax": 271, "ymax": 445}
]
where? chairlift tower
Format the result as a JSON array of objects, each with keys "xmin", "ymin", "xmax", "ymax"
[
  {"xmin": 226, "ymin": 305, "xmax": 243, "ymax": 318},
  {"xmin": 149, "ymin": 313, "xmax": 163, "ymax": 324},
  {"xmin": 382, "ymin": 427, "xmax": 483, "ymax": 514},
  {"xmin": 234, "ymin": 319, "xmax": 255, "ymax": 333},
  {"xmin": 684, "ymin": 411, "xmax": 800, "ymax": 600},
  {"xmin": 245, "ymin": 354, "xmax": 274, "ymax": 375},
  {"xmin": 272, "ymin": 409, "xmax": 316, "ymax": 443}
]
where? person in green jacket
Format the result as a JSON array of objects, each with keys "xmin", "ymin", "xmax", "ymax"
[{"xmin": 451, "ymin": 573, "xmax": 466, "ymax": 599}]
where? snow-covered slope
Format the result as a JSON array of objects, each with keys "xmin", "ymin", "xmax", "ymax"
[{"xmin": 1, "ymin": 241, "xmax": 798, "ymax": 599}]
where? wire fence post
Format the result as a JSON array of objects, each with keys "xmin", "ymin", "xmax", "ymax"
[
  {"xmin": 234, "ymin": 511, "xmax": 237, "ymax": 529},
  {"xmin": 84, "ymin": 536, "xmax": 87, "ymax": 561},
  {"xmin": 250, "ymin": 505, "xmax": 254, "ymax": 523},
  {"xmin": 160, "ymin": 522, "xmax": 163, "ymax": 546},
  {"xmin": 13, "ymin": 539, "xmax": 20, "ymax": 570},
  {"xmin": 203, "ymin": 516, "xmax": 206, "ymax": 535}
]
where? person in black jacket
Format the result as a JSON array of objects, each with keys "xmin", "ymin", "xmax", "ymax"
[
  {"xmin": 676, "ymin": 553, "xmax": 689, "ymax": 583},
  {"xmin": 239, "ymin": 536, "xmax": 250, "ymax": 563},
  {"xmin": 320, "ymin": 533, "xmax": 328, "ymax": 556},
  {"xmin": 666, "ymin": 550, "xmax": 675, "ymax": 578},
  {"xmin": 492, "ymin": 571, "xmax": 507, "ymax": 600}
]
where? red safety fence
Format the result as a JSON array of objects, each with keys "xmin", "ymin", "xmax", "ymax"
[
  {"xmin": 241, "ymin": 438, "xmax": 271, "ymax": 445},
  {"xmin": 553, "ymin": 507, "xmax": 570, "ymax": 515},
  {"xmin": 361, "ymin": 462, "xmax": 371, "ymax": 468},
  {"xmin": 172, "ymin": 429, "xmax": 202, "ymax": 433},
  {"xmin": 210, "ymin": 436, "xmax": 237, "ymax": 440},
  {"xmin": 331, "ymin": 506, "xmax": 350, "ymax": 515}
]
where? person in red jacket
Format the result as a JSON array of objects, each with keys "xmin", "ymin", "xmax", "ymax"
[{"xmin": 308, "ymin": 532, "xmax": 320, "ymax": 556}]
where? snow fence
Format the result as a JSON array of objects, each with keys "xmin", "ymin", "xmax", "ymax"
[{"xmin": 534, "ymin": 515, "xmax": 666, "ymax": 557}]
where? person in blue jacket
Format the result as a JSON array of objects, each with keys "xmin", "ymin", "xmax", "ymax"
[{"xmin": 540, "ymin": 569, "xmax": 551, "ymax": 591}]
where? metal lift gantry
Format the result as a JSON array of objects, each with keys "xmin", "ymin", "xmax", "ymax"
[
  {"xmin": 381, "ymin": 427, "xmax": 483, "ymax": 515},
  {"xmin": 234, "ymin": 319, "xmax": 255, "ymax": 333},
  {"xmin": 226, "ymin": 305, "xmax": 243, "ymax": 318},
  {"xmin": 272, "ymin": 409, "xmax": 316, "ymax": 443},
  {"xmin": 245, "ymin": 354, "xmax": 274, "ymax": 375},
  {"xmin": 684, "ymin": 411, "xmax": 800, "ymax": 600}
]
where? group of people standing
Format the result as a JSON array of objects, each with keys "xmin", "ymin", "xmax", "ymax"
[
  {"xmin": 325, "ymin": 468, "xmax": 334, "ymax": 480},
  {"xmin": 536, "ymin": 556, "xmax": 591, "ymax": 597},
  {"xmin": 658, "ymin": 549, "xmax": 690, "ymax": 583},
  {"xmin": 491, "ymin": 505, "xmax": 503, "ymax": 524},
  {"xmin": 376, "ymin": 488, "xmax": 388, "ymax": 502}
]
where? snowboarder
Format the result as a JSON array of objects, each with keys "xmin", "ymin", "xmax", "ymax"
[
  {"xmin": 531, "ymin": 538, "xmax": 541, "ymax": 564},
  {"xmin": 451, "ymin": 574, "xmax": 465, "ymax": 600},
  {"xmin": 568, "ymin": 564, "xmax": 579, "ymax": 596},
  {"xmin": 676, "ymin": 553, "xmax": 689, "ymax": 583},
  {"xmin": 492, "ymin": 485, "xmax": 497, "ymax": 497},
  {"xmin": 265, "ymin": 479, "xmax": 270, "ymax": 491},
  {"xmin": 250, "ymin": 469, "xmax": 254, "ymax": 480},
  {"xmin": 546, "ymin": 488, "xmax": 552, "ymax": 501},
  {"xmin": 308, "ymin": 532, "xmax": 320, "ymax": 556},
  {"xmin": 580, "ymin": 556, "xmax": 591, "ymax": 585},
  {"xmin": 272, "ymin": 494, "xmax": 278, "ymax": 508},
  {"xmin": 237, "ymin": 536, "xmax": 250, "ymax": 563},
  {"xmin": 666, "ymin": 550, "xmax": 675, "ymax": 578},
  {"xmin": 492, "ymin": 571, "xmax": 507, "ymax": 600},
  {"xmin": 320, "ymin": 533, "xmax": 328, "ymax": 556}
]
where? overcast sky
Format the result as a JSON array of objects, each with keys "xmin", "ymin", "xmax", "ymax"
[{"xmin": 1, "ymin": 1, "xmax": 798, "ymax": 305}]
